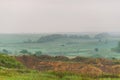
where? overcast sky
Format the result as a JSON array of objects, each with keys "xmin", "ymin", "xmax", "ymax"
[{"xmin": 0, "ymin": 0, "xmax": 120, "ymax": 33}]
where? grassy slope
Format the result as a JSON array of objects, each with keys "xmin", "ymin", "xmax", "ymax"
[
  {"xmin": 0, "ymin": 70, "xmax": 120, "ymax": 80},
  {"xmin": 0, "ymin": 54, "xmax": 24, "ymax": 69},
  {"xmin": 0, "ymin": 54, "xmax": 119, "ymax": 80}
]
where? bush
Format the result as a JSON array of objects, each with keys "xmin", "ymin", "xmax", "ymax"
[
  {"xmin": 19, "ymin": 49, "xmax": 31, "ymax": 55},
  {"xmin": 34, "ymin": 51, "xmax": 42, "ymax": 56},
  {"xmin": 2, "ymin": 49, "xmax": 9, "ymax": 54},
  {"xmin": 0, "ymin": 54, "xmax": 24, "ymax": 69},
  {"xmin": 20, "ymin": 49, "xmax": 28, "ymax": 53}
]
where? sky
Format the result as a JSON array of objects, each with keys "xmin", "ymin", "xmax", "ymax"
[{"xmin": 0, "ymin": 0, "xmax": 120, "ymax": 33}]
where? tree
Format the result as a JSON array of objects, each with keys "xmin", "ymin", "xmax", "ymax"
[
  {"xmin": 94, "ymin": 48, "xmax": 99, "ymax": 52},
  {"xmin": 34, "ymin": 51, "xmax": 42, "ymax": 56},
  {"xmin": 94, "ymin": 33, "xmax": 110, "ymax": 39},
  {"xmin": 2, "ymin": 49, "xmax": 9, "ymax": 54},
  {"xmin": 19, "ymin": 49, "xmax": 29, "ymax": 54}
]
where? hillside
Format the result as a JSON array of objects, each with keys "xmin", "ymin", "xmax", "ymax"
[
  {"xmin": 16, "ymin": 55, "xmax": 120, "ymax": 77},
  {"xmin": 0, "ymin": 54, "xmax": 119, "ymax": 80}
]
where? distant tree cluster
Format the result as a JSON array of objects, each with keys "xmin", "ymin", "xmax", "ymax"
[
  {"xmin": 94, "ymin": 33, "xmax": 110, "ymax": 39},
  {"xmin": 0, "ymin": 49, "xmax": 11, "ymax": 54},
  {"xmin": 19, "ymin": 49, "xmax": 42, "ymax": 56},
  {"xmin": 36, "ymin": 34, "xmax": 91, "ymax": 43},
  {"xmin": 94, "ymin": 33, "xmax": 110, "ymax": 44},
  {"xmin": 36, "ymin": 34, "xmax": 66, "ymax": 43},
  {"xmin": 34, "ymin": 51, "xmax": 42, "ymax": 56},
  {"xmin": 22, "ymin": 34, "xmax": 92, "ymax": 43},
  {"xmin": 67, "ymin": 35, "xmax": 90, "ymax": 39}
]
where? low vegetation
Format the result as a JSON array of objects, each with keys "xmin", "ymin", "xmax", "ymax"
[
  {"xmin": 0, "ymin": 54, "xmax": 24, "ymax": 68},
  {"xmin": 16, "ymin": 55, "xmax": 120, "ymax": 79},
  {"xmin": 0, "ymin": 53, "xmax": 120, "ymax": 80}
]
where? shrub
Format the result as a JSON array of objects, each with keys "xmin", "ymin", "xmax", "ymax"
[
  {"xmin": 34, "ymin": 51, "xmax": 42, "ymax": 56},
  {"xmin": 0, "ymin": 54, "xmax": 24, "ymax": 69}
]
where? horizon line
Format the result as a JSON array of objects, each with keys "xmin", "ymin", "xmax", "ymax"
[{"xmin": 0, "ymin": 32, "xmax": 120, "ymax": 34}]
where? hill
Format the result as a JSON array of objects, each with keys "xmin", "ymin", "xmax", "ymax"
[
  {"xmin": 0, "ymin": 54, "xmax": 119, "ymax": 80},
  {"xmin": 16, "ymin": 55, "xmax": 120, "ymax": 77}
]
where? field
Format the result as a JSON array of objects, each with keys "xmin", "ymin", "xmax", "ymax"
[
  {"xmin": 0, "ymin": 33, "xmax": 120, "ymax": 59},
  {"xmin": 0, "ymin": 69, "xmax": 120, "ymax": 80}
]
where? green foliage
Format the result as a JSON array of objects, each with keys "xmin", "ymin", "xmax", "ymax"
[
  {"xmin": 34, "ymin": 51, "xmax": 42, "ymax": 56},
  {"xmin": 36, "ymin": 34, "xmax": 66, "ymax": 43},
  {"xmin": 19, "ymin": 49, "xmax": 28, "ymax": 54},
  {"xmin": 94, "ymin": 48, "xmax": 99, "ymax": 52},
  {"xmin": 0, "ymin": 70, "xmax": 119, "ymax": 80},
  {"xmin": 19, "ymin": 49, "xmax": 31, "ymax": 55},
  {"xmin": 0, "ymin": 54, "xmax": 24, "ymax": 68},
  {"xmin": 36, "ymin": 34, "xmax": 90, "ymax": 43},
  {"xmin": 2, "ymin": 49, "xmax": 9, "ymax": 54}
]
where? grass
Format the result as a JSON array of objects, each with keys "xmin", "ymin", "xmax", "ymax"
[
  {"xmin": 0, "ymin": 70, "xmax": 120, "ymax": 80},
  {"xmin": 0, "ymin": 53, "xmax": 119, "ymax": 80},
  {"xmin": 0, "ymin": 54, "xmax": 24, "ymax": 68}
]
